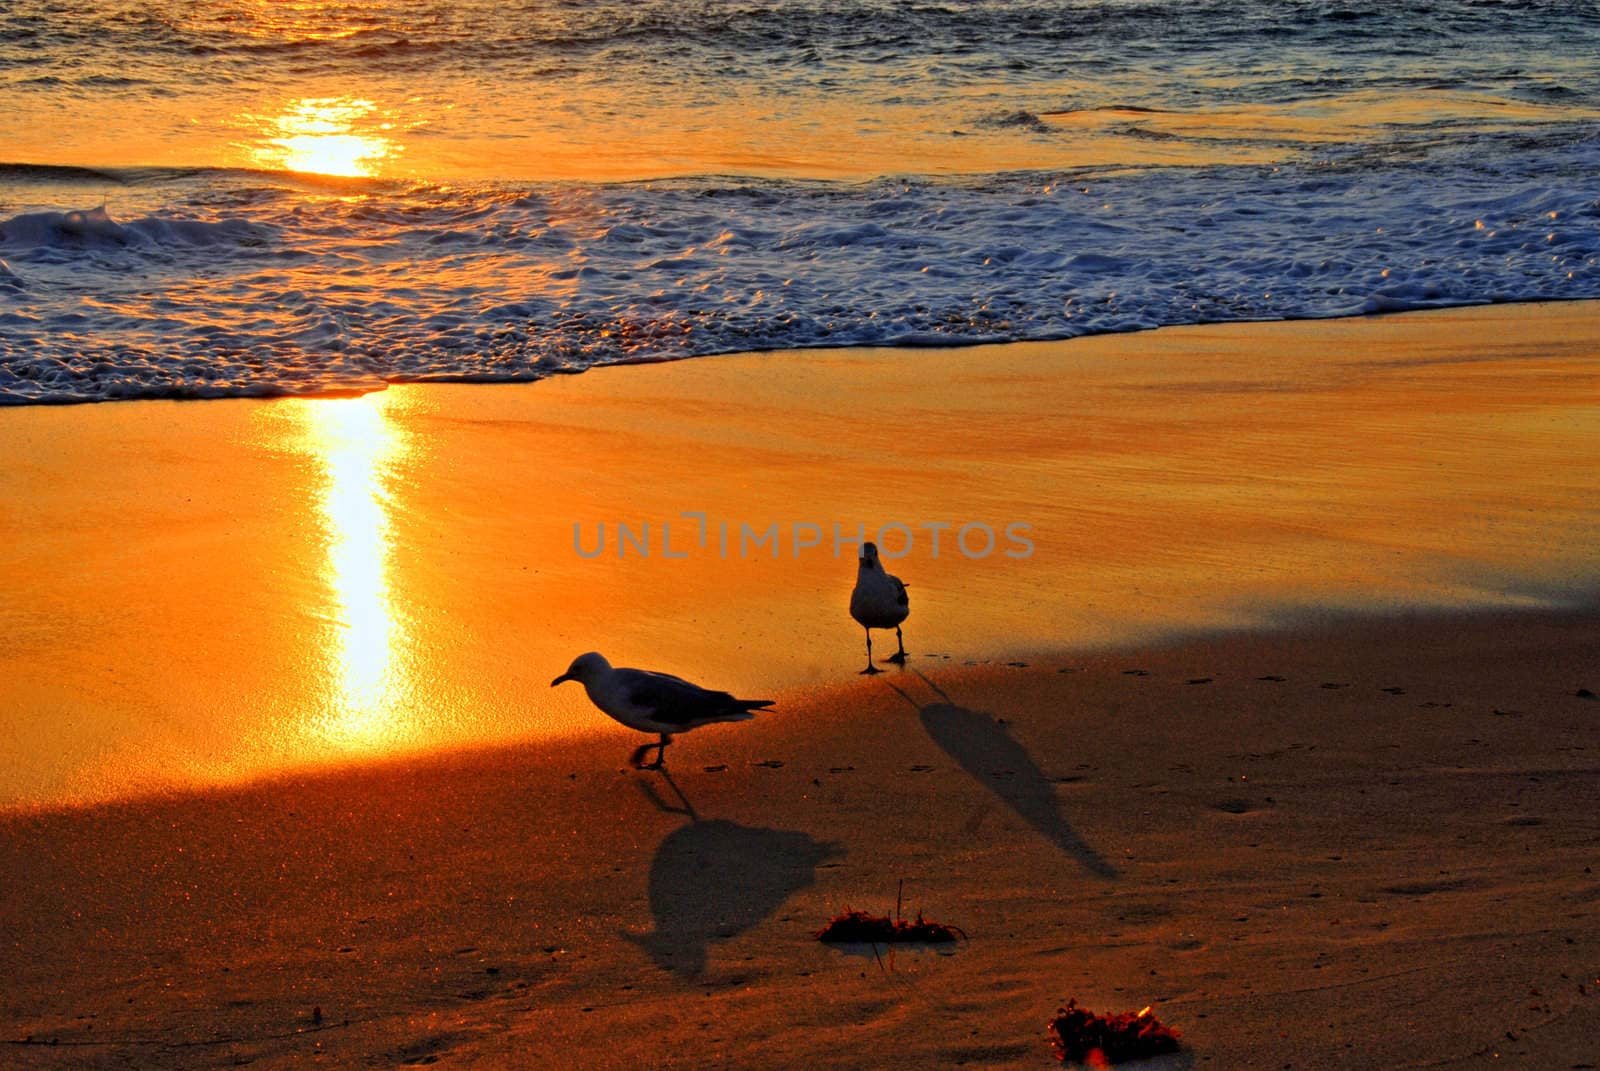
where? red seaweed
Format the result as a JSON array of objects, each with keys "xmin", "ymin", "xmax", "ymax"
[
  {"xmin": 1047, "ymin": 999, "xmax": 1181, "ymax": 1065},
  {"xmin": 815, "ymin": 908, "xmax": 966, "ymax": 944}
]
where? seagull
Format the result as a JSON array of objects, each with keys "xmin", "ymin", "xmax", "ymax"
[
  {"xmin": 551, "ymin": 652, "xmax": 773, "ymax": 769},
  {"xmin": 850, "ymin": 541, "xmax": 909, "ymax": 674}
]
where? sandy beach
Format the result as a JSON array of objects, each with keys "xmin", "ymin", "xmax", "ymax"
[
  {"xmin": 5, "ymin": 610, "xmax": 1599, "ymax": 1069},
  {"xmin": 4, "ymin": 304, "xmax": 1600, "ymax": 1067},
  {"xmin": 9, "ymin": 2, "xmax": 1600, "ymax": 1064}
]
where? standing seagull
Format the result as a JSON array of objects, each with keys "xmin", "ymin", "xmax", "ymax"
[
  {"xmin": 551, "ymin": 652, "xmax": 773, "ymax": 769},
  {"xmin": 850, "ymin": 541, "xmax": 910, "ymax": 674}
]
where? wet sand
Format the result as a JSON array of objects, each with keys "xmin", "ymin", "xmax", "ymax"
[
  {"xmin": 3, "ymin": 302, "xmax": 1600, "ymax": 1066},
  {"xmin": 2, "ymin": 301, "xmax": 1598, "ymax": 808}
]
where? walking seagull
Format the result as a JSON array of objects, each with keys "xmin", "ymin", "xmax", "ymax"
[
  {"xmin": 850, "ymin": 541, "xmax": 910, "ymax": 674},
  {"xmin": 551, "ymin": 652, "xmax": 773, "ymax": 769}
]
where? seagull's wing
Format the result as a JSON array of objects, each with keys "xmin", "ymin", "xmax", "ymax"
[
  {"xmin": 617, "ymin": 669, "xmax": 761, "ymax": 726},
  {"xmin": 637, "ymin": 669, "xmax": 699, "ymax": 689},
  {"xmin": 890, "ymin": 575, "xmax": 909, "ymax": 608}
]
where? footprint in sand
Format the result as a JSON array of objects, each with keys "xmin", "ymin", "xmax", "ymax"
[
  {"xmin": 1115, "ymin": 902, "xmax": 1174, "ymax": 924},
  {"xmin": 1380, "ymin": 878, "xmax": 1473, "ymax": 897},
  {"xmin": 396, "ymin": 1032, "xmax": 465, "ymax": 1066},
  {"xmin": 1187, "ymin": 677, "xmax": 1213, "ymax": 685},
  {"xmin": 1577, "ymin": 688, "xmax": 1597, "ymax": 700},
  {"xmin": 1212, "ymin": 798, "xmax": 1259, "ymax": 815},
  {"xmin": 1257, "ymin": 675, "xmax": 1286, "ymax": 682},
  {"xmin": 1381, "ymin": 686, "xmax": 1406, "ymax": 695},
  {"xmin": 1320, "ymin": 682, "xmax": 1350, "ymax": 689},
  {"xmin": 1123, "ymin": 668, "xmax": 1150, "ymax": 677}
]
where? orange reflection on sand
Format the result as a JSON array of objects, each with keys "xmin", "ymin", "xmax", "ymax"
[
  {"xmin": 246, "ymin": 96, "xmax": 399, "ymax": 177},
  {"xmin": 299, "ymin": 392, "xmax": 410, "ymax": 749}
]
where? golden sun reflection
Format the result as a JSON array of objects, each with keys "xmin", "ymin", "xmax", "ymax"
[
  {"xmin": 226, "ymin": 1, "xmax": 388, "ymax": 44},
  {"xmin": 300, "ymin": 391, "xmax": 410, "ymax": 749},
  {"xmin": 247, "ymin": 96, "xmax": 399, "ymax": 177}
]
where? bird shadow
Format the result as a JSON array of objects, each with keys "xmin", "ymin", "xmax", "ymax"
[
  {"xmin": 635, "ymin": 767, "xmax": 700, "ymax": 821},
  {"xmin": 887, "ymin": 673, "xmax": 1119, "ymax": 880},
  {"xmin": 628, "ymin": 770, "xmax": 842, "ymax": 978}
]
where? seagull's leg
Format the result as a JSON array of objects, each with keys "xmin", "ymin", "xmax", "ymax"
[
  {"xmin": 886, "ymin": 625, "xmax": 907, "ymax": 664},
  {"xmin": 654, "ymin": 766, "xmax": 698, "ymax": 821},
  {"xmin": 642, "ymin": 733, "xmax": 670, "ymax": 771},
  {"xmin": 629, "ymin": 742, "xmax": 654, "ymax": 769},
  {"xmin": 860, "ymin": 628, "xmax": 882, "ymax": 675}
]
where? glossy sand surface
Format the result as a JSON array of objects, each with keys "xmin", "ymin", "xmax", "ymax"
[{"xmin": 3, "ymin": 302, "xmax": 1599, "ymax": 807}]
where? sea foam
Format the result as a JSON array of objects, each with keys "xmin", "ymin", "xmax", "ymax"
[{"xmin": 2, "ymin": 130, "xmax": 1598, "ymax": 404}]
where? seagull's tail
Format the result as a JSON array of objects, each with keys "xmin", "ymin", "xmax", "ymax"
[{"xmin": 696, "ymin": 695, "xmax": 773, "ymax": 724}]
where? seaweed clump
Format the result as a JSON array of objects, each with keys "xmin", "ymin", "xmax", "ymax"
[
  {"xmin": 815, "ymin": 908, "xmax": 965, "ymax": 944},
  {"xmin": 1047, "ymin": 999, "xmax": 1181, "ymax": 1065}
]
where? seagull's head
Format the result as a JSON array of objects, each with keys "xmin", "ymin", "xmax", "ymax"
[
  {"xmin": 551, "ymin": 651, "xmax": 610, "ymax": 687},
  {"xmin": 859, "ymin": 541, "xmax": 880, "ymax": 568}
]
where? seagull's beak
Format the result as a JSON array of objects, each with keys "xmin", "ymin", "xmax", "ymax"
[{"xmin": 550, "ymin": 673, "xmax": 573, "ymax": 687}]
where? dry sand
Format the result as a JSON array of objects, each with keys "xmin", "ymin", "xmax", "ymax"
[
  {"xmin": 3, "ymin": 303, "xmax": 1600, "ymax": 1068},
  {"xmin": 4, "ymin": 610, "xmax": 1598, "ymax": 1069}
]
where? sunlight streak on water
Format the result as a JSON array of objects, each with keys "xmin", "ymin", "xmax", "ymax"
[
  {"xmin": 244, "ymin": 96, "xmax": 400, "ymax": 177},
  {"xmin": 224, "ymin": 0, "xmax": 391, "ymax": 43},
  {"xmin": 298, "ymin": 392, "xmax": 411, "ymax": 750}
]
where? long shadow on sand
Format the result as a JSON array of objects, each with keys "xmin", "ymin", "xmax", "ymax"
[
  {"xmin": 629, "ymin": 770, "xmax": 841, "ymax": 977},
  {"xmin": 890, "ymin": 674, "xmax": 1119, "ymax": 880}
]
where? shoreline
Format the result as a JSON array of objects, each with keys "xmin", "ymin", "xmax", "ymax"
[{"xmin": 3, "ymin": 295, "xmax": 1599, "ymax": 409}]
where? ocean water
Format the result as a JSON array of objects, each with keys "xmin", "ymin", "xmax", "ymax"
[{"xmin": 3, "ymin": 0, "xmax": 1599, "ymax": 404}]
